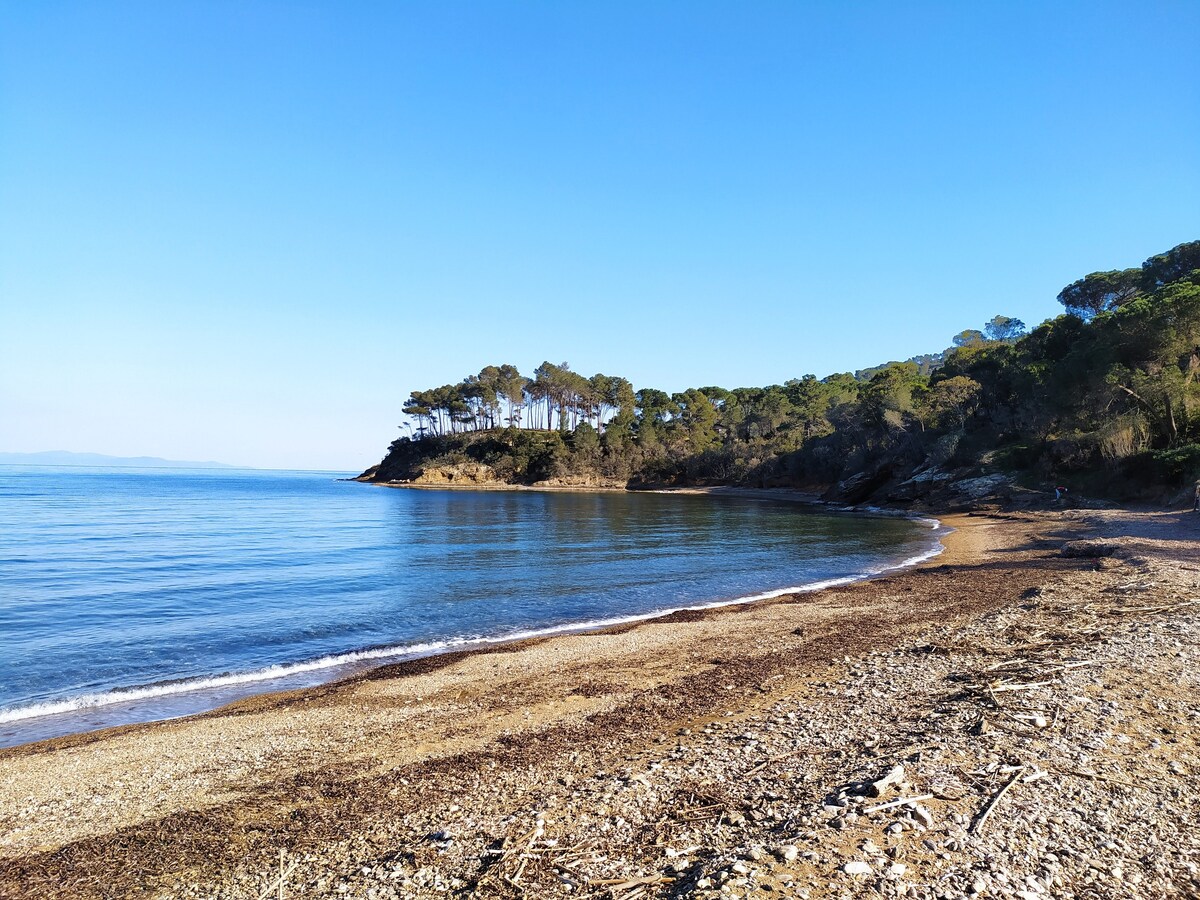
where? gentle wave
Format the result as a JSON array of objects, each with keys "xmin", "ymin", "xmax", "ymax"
[{"xmin": 0, "ymin": 522, "xmax": 944, "ymax": 726}]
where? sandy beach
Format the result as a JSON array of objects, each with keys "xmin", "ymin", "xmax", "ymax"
[{"xmin": 1, "ymin": 505, "xmax": 1198, "ymax": 899}]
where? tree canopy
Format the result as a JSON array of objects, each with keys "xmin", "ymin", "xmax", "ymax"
[{"xmin": 375, "ymin": 240, "xmax": 1200, "ymax": 499}]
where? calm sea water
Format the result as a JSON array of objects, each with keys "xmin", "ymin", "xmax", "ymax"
[{"xmin": 0, "ymin": 466, "xmax": 942, "ymax": 746}]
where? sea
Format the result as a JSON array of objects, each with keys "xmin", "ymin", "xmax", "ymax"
[{"xmin": 0, "ymin": 466, "xmax": 944, "ymax": 747}]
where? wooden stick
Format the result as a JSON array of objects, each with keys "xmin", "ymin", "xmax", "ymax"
[
  {"xmin": 679, "ymin": 814, "xmax": 722, "ymax": 822},
  {"xmin": 988, "ymin": 681, "xmax": 1056, "ymax": 692},
  {"xmin": 255, "ymin": 856, "xmax": 298, "ymax": 900},
  {"xmin": 589, "ymin": 875, "xmax": 675, "ymax": 887},
  {"xmin": 969, "ymin": 767, "xmax": 1024, "ymax": 834},
  {"xmin": 553, "ymin": 860, "xmax": 588, "ymax": 882},
  {"xmin": 743, "ymin": 753, "xmax": 787, "ymax": 777},
  {"xmin": 863, "ymin": 794, "xmax": 934, "ymax": 813},
  {"xmin": 990, "ymin": 709, "xmax": 1042, "ymax": 732},
  {"xmin": 1053, "ymin": 767, "xmax": 1136, "ymax": 788},
  {"xmin": 512, "ymin": 854, "xmax": 529, "ymax": 884},
  {"xmin": 1122, "ymin": 601, "xmax": 1200, "ymax": 613}
]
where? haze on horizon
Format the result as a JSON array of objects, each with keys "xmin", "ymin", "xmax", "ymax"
[{"xmin": 1, "ymin": 3, "xmax": 1197, "ymax": 471}]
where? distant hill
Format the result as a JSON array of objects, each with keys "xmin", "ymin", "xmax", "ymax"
[{"xmin": 0, "ymin": 451, "xmax": 239, "ymax": 469}]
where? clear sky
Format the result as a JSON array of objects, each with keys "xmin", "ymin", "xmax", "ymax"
[{"xmin": 2, "ymin": 2, "xmax": 1197, "ymax": 471}]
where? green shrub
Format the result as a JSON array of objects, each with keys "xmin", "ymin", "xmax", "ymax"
[{"xmin": 1123, "ymin": 444, "xmax": 1200, "ymax": 486}]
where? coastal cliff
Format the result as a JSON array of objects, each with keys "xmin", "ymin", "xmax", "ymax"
[{"xmin": 357, "ymin": 428, "xmax": 1038, "ymax": 511}]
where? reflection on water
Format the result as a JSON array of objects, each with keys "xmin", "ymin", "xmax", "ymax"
[{"xmin": 0, "ymin": 467, "xmax": 939, "ymax": 745}]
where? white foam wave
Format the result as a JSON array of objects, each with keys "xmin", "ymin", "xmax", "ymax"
[
  {"xmin": 0, "ymin": 637, "xmax": 484, "ymax": 724},
  {"xmin": 0, "ymin": 523, "xmax": 945, "ymax": 727}
]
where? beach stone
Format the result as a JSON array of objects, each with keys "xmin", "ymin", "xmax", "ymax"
[
  {"xmin": 774, "ymin": 845, "xmax": 800, "ymax": 863},
  {"xmin": 843, "ymin": 861, "xmax": 873, "ymax": 876},
  {"xmin": 868, "ymin": 765, "xmax": 905, "ymax": 797}
]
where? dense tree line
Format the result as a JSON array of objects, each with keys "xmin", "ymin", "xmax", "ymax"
[
  {"xmin": 401, "ymin": 363, "xmax": 635, "ymax": 436},
  {"xmin": 374, "ymin": 241, "xmax": 1200, "ymax": 499}
]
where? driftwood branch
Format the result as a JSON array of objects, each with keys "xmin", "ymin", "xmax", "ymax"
[
  {"xmin": 255, "ymin": 850, "xmax": 297, "ymax": 900},
  {"xmin": 863, "ymin": 794, "xmax": 935, "ymax": 814},
  {"xmin": 970, "ymin": 767, "xmax": 1024, "ymax": 834},
  {"xmin": 1054, "ymin": 767, "xmax": 1136, "ymax": 788}
]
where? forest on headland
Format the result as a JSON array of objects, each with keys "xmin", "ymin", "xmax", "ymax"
[{"xmin": 362, "ymin": 241, "xmax": 1200, "ymax": 507}]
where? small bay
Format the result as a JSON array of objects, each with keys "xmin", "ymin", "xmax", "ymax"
[{"xmin": 0, "ymin": 466, "xmax": 940, "ymax": 746}]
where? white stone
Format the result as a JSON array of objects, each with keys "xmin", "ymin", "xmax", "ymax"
[
  {"xmin": 868, "ymin": 765, "xmax": 905, "ymax": 797},
  {"xmin": 774, "ymin": 845, "xmax": 800, "ymax": 863}
]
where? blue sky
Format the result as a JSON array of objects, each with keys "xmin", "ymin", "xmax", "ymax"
[{"xmin": 2, "ymin": 2, "xmax": 1197, "ymax": 471}]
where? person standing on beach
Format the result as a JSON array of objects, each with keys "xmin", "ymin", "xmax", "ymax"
[
  {"xmin": 1055, "ymin": 485, "xmax": 1068, "ymax": 503},
  {"xmin": 1193, "ymin": 480, "xmax": 1200, "ymax": 512}
]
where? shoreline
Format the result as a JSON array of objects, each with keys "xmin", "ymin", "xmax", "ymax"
[
  {"xmin": 2, "ymin": 507, "xmax": 1197, "ymax": 898},
  {"xmin": 367, "ymin": 481, "xmax": 951, "ymax": 529},
  {"xmin": 0, "ymin": 488, "xmax": 943, "ymax": 749},
  {"xmin": 366, "ymin": 480, "xmax": 828, "ymax": 502},
  {"xmin": 0, "ymin": 504, "xmax": 977, "ymax": 762}
]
